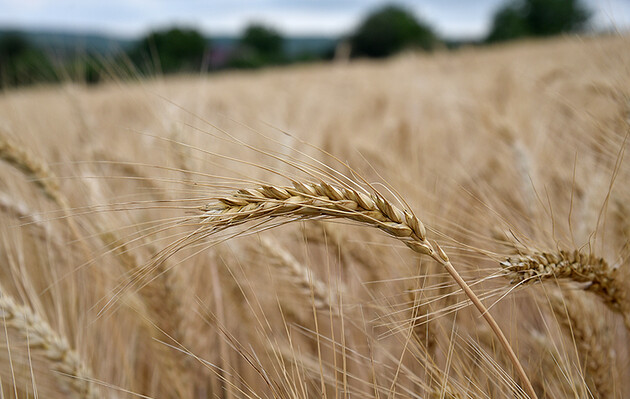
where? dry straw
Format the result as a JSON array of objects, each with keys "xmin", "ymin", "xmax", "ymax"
[{"xmin": 197, "ymin": 180, "xmax": 538, "ymax": 398}]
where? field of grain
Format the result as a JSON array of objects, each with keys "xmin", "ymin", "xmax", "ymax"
[{"xmin": 0, "ymin": 34, "xmax": 628, "ymax": 398}]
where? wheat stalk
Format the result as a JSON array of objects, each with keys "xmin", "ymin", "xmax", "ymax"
[
  {"xmin": 197, "ymin": 180, "xmax": 538, "ymax": 398},
  {"xmin": 0, "ymin": 286, "xmax": 96, "ymax": 399},
  {"xmin": 501, "ymin": 249, "xmax": 630, "ymax": 329}
]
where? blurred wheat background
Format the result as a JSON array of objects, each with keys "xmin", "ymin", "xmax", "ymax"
[{"xmin": 0, "ymin": 33, "xmax": 629, "ymax": 398}]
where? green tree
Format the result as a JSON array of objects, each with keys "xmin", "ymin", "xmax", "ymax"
[
  {"xmin": 525, "ymin": 0, "xmax": 590, "ymax": 36},
  {"xmin": 0, "ymin": 32, "xmax": 57, "ymax": 88},
  {"xmin": 486, "ymin": 0, "xmax": 591, "ymax": 42},
  {"xmin": 350, "ymin": 5, "xmax": 437, "ymax": 58},
  {"xmin": 131, "ymin": 27, "xmax": 208, "ymax": 74},
  {"xmin": 229, "ymin": 23, "xmax": 284, "ymax": 68},
  {"xmin": 241, "ymin": 24, "xmax": 283, "ymax": 58},
  {"xmin": 486, "ymin": 6, "xmax": 529, "ymax": 42}
]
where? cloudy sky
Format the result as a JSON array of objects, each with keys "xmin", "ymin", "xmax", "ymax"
[{"xmin": 0, "ymin": 0, "xmax": 628, "ymax": 39}]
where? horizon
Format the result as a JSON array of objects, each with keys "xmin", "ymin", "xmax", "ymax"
[{"xmin": 0, "ymin": 25, "xmax": 344, "ymax": 40}]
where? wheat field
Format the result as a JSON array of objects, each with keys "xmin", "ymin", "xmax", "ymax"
[{"xmin": 0, "ymin": 34, "xmax": 629, "ymax": 398}]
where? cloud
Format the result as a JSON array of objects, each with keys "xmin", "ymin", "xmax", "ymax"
[{"xmin": 0, "ymin": 0, "xmax": 627, "ymax": 38}]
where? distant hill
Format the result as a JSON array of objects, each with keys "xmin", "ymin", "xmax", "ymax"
[
  {"xmin": 213, "ymin": 35, "xmax": 338, "ymax": 57},
  {"xmin": 0, "ymin": 29, "xmax": 134, "ymax": 56},
  {"xmin": 0, "ymin": 29, "xmax": 337, "ymax": 58}
]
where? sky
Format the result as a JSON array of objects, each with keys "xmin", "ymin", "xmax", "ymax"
[{"xmin": 0, "ymin": 0, "xmax": 628, "ymax": 40}]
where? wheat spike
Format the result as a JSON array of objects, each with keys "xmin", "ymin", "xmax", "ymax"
[
  {"xmin": 547, "ymin": 290, "xmax": 615, "ymax": 399},
  {"xmin": 259, "ymin": 236, "xmax": 337, "ymax": 313},
  {"xmin": 501, "ymin": 249, "xmax": 630, "ymax": 329},
  {"xmin": 0, "ymin": 133, "xmax": 63, "ymax": 205},
  {"xmin": 201, "ymin": 181, "xmax": 431, "ymax": 253},
  {"xmin": 197, "ymin": 180, "xmax": 537, "ymax": 398},
  {"xmin": 0, "ymin": 286, "xmax": 97, "ymax": 399}
]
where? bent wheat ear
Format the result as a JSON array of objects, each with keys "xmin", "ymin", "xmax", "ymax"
[
  {"xmin": 199, "ymin": 180, "xmax": 537, "ymax": 398},
  {"xmin": 501, "ymin": 250, "xmax": 630, "ymax": 329},
  {"xmin": 201, "ymin": 181, "xmax": 431, "ymax": 253}
]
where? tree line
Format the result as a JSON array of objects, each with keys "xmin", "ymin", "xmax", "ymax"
[{"xmin": 0, "ymin": 0, "xmax": 592, "ymax": 88}]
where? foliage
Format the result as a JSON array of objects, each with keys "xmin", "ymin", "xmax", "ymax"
[
  {"xmin": 0, "ymin": 33, "xmax": 57, "ymax": 88},
  {"xmin": 228, "ymin": 24, "xmax": 285, "ymax": 68},
  {"xmin": 350, "ymin": 5, "xmax": 437, "ymax": 58},
  {"xmin": 130, "ymin": 27, "xmax": 208, "ymax": 74},
  {"xmin": 241, "ymin": 24, "xmax": 283, "ymax": 59},
  {"xmin": 486, "ymin": 0, "xmax": 591, "ymax": 42}
]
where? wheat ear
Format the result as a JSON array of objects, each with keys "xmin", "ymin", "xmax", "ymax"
[
  {"xmin": 0, "ymin": 133, "xmax": 63, "ymax": 204},
  {"xmin": 304, "ymin": 221, "xmax": 383, "ymax": 282},
  {"xmin": 547, "ymin": 290, "xmax": 615, "ymax": 399},
  {"xmin": 199, "ymin": 181, "xmax": 537, "ymax": 398},
  {"xmin": 0, "ymin": 133, "xmax": 189, "ymax": 396},
  {"xmin": 0, "ymin": 132, "xmax": 188, "ymax": 357},
  {"xmin": 259, "ymin": 236, "xmax": 338, "ymax": 313},
  {"xmin": 0, "ymin": 192, "xmax": 58, "ymax": 239},
  {"xmin": 0, "ymin": 130, "xmax": 95, "ymax": 263},
  {"xmin": 102, "ymin": 232, "xmax": 190, "ymax": 398},
  {"xmin": 0, "ymin": 286, "xmax": 96, "ymax": 399},
  {"xmin": 501, "ymin": 249, "xmax": 630, "ymax": 329}
]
